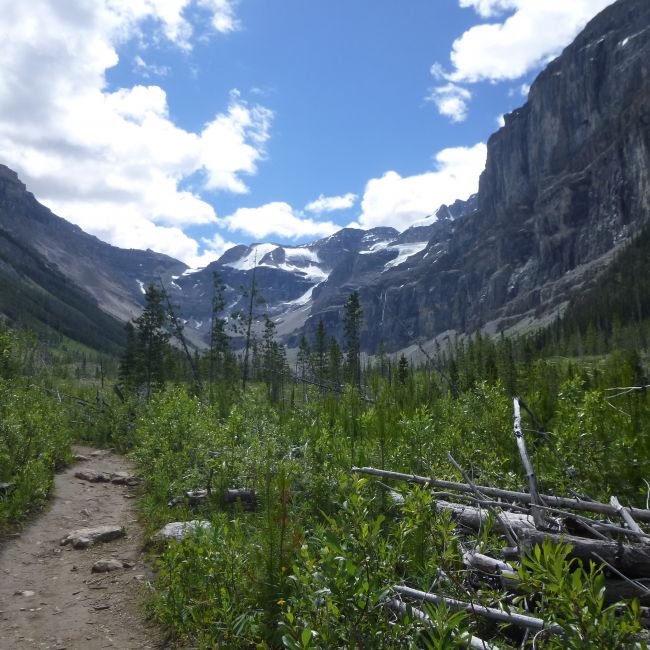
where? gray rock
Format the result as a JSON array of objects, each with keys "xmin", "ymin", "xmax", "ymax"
[
  {"xmin": 110, "ymin": 472, "xmax": 140, "ymax": 486},
  {"xmin": 61, "ymin": 526, "xmax": 124, "ymax": 549},
  {"xmin": 153, "ymin": 520, "xmax": 211, "ymax": 542},
  {"xmin": 91, "ymin": 558, "xmax": 123, "ymax": 573},
  {"xmin": 74, "ymin": 470, "xmax": 111, "ymax": 483}
]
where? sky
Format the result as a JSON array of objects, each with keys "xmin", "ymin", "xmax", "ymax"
[{"xmin": 0, "ymin": 0, "xmax": 615, "ymax": 268}]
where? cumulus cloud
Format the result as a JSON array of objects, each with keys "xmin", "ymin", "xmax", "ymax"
[
  {"xmin": 305, "ymin": 193, "xmax": 358, "ymax": 214},
  {"xmin": 430, "ymin": 0, "xmax": 615, "ymax": 120},
  {"xmin": 446, "ymin": 0, "xmax": 615, "ymax": 83},
  {"xmin": 220, "ymin": 202, "xmax": 339, "ymax": 240},
  {"xmin": 457, "ymin": 0, "xmax": 518, "ymax": 18},
  {"xmin": 0, "ymin": 0, "xmax": 263, "ymax": 266},
  {"xmin": 355, "ymin": 143, "xmax": 487, "ymax": 232},
  {"xmin": 426, "ymin": 83, "xmax": 472, "ymax": 123}
]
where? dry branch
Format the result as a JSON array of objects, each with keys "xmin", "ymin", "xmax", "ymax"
[
  {"xmin": 393, "ymin": 585, "xmax": 565, "ymax": 635},
  {"xmin": 447, "ymin": 453, "xmax": 519, "ymax": 546},
  {"xmin": 386, "ymin": 597, "xmax": 501, "ymax": 650},
  {"xmin": 513, "ymin": 398, "xmax": 546, "ymax": 529},
  {"xmin": 351, "ymin": 466, "xmax": 650, "ymax": 522}
]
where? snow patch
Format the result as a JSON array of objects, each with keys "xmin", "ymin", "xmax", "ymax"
[
  {"xmin": 136, "ymin": 280, "xmax": 146, "ymax": 295},
  {"xmin": 283, "ymin": 283, "xmax": 322, "ymax": 308},
  {"xmin": 383, "ymin": 242, "xmax": 428, "ymax": 271},
  {"xmin": 225, "ymin": 243, "xmax": 278, "ymax": 270}
]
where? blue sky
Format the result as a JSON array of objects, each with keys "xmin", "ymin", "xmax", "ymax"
[{"xmin": 0, "ymin": 0, "xmax": 614, "ymax": 266}]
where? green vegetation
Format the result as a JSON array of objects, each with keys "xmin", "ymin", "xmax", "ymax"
[{"xmin": 2, "ymin": 273, "xmax": 650, "ymax": 647}]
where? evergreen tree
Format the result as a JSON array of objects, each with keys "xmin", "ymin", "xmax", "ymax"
[
  {"xmin": 327, "ymin": 336, "xmax": 343, "ymax": 387},
  {"xmin": 118, "ymin": 283, "xmax": 170, "ymax": 399},
  {"xmin": 118, "ymin": 321, "xmax": 138, "ymax": 391},
  {"xmin": 312, "ymin": 318, "xmax": 327, "ymax": 382},
  {"xmin": 343, "ymin": 291, "xmax": 363, "ymax": 389},
  {"xmin": 209, "ymin": 272, "xmax": 230, "ymax": 383},
  {"xmin": 397, "ymin": 354, "xmax": 409, "ymax": 384}
]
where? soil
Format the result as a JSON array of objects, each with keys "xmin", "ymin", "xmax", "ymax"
[{"xmin": 0, "ymin": 446, "xmax": 164, "ymax": 650}]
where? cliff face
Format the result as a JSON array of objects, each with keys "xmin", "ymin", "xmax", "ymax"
[{"xmin": 352, "ymin": 0, "xmax": 650, "ymax": 351}]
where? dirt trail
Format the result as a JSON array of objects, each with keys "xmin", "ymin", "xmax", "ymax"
[{"xmin": 0, "ymin": 447, "xmax": 164, "ymax": 650}]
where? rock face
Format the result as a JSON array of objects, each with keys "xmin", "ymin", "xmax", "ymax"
[
  {"xmin": 351, "ymin": 0, "xmax": 650, "ymax": 350},
  {"xmin": 170, "ymin": 0, "xmax": 649, "ymax": 352}
]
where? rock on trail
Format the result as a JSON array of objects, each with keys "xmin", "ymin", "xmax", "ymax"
[{"xmin": 0, "ymin": 446, "xmax": 162, "ymax": 650}]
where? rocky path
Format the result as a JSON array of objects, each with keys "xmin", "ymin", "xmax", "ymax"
[{"xmin": 0, "ymin": 447, "xmax": 163, "ymax": 650}]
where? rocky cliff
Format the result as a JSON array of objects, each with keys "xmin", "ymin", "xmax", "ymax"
[{"xmin": 347, "ymin": 0, "xmax": 650, "ymax": 351}]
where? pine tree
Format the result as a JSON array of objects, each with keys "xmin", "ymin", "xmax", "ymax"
[
  {"xmin": 209, "ymin": 272, "xmax": 230, "ymax": 383},
  {"xmin": 129, "ymin": 284, "xmax": 170, "ymax": 399},
  {"xmin": 312, "ymin": 318, "xmax": 327, "ymax": 382},
  {"xmin": 343, "ymin": 291, "xmax": 363, "ymax": 389},
  {"xmin": 327, "ymin": 336, "xmax": 343, "ymax": 387},
  {"xmin": 397, "ymin": 354, "xmax": 409, "ymax": 384}
]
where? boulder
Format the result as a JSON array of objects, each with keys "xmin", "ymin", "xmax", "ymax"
[
  {"xmin": 91, "ymin": 558, "xmax": 123, "ymax": 573},
  {"xmin": 61, "ymin": 525, "xmax": 124, "ymax": 549},
  {"xmin": 74, "ymin": 470, "xmax": 111, "ymax": 483},
  {"xmin": 110, "ymin": 472, "xmax": 140, "ymax": 486},
  {"xmin": 153, "ymin": 520, "xmax": 211, "ymax": 543}
]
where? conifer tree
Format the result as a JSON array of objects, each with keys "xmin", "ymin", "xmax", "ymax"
[
  {"xmin": 118, "ymin": 283, "xmax": 170, "ymax": 399},
  {"xmin": 343, "ymin": 291, "xmax": 363, "ymax": 389},
  {"xmin": 209, "ymin": 272, "xmax": 230, "ymax": 383},
  {"xmin": 312, "ymin": 318, "xmax": 327, "ymax": 381}
]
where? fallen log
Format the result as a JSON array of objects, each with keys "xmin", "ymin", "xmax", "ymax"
[
  {"xmin": 351, "ymin": 467, "xmax": 650, "ymax": 522},
  {"xmin": 393, "ymin": 585, "xmax": 565, "ymax": 635},
  {"xmin": 435, "ymin": 500, "xmax": 535, "ymax": 535},
  {"xmin": 513, "ymin": 398, "xmax": 546, "ymax": 529},
  {"xmin": 386, "ymin": 597, "xmax": 501, "ymax": 650},
  {"xmin": 518, "ymin": 529, "xmax": 650, "ymax": 579},
  {"xmin": 463, "ymin": 550, "xmax": 650, "ymax": 606}
]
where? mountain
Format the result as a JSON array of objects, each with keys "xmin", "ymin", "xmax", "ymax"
[
  {"xmin": 0, "ymin": 165, "xmax": 186, "ymax": 350},
  {"xmin": 171, "ymin": 0, "xmax": 648, "ymax": 354},
  {"xmin": 0, "ymin": 0, "xmax": 647, "ymax": 356}
]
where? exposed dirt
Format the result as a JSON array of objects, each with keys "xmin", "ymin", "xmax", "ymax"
[{"xmin": 0, "ymin": 447, "xmax": 164, "ymax": 650}]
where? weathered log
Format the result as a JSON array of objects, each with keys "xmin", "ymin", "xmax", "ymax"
[
  {"xmin": 513, "ymin": 398, "xmax": 546, "ymax": 529},
  {"xmin": 464, "ymin": 550, "xmax": 650, "ymax": 605},
  {"xmin": 222, "ymin": 488, "xmax": 257, "ymax": 509},
  {"xmin": 436, "ymin": 500, "xmax": 535, "ymax": 535},
  {"xmin": 393, "ymin": 585, "xmax": 565, "ymax": 635},
  {"xmin": 611, "ymin": 496, "xmax": 650, "ymax": 545},
  {"xmin": 447, "ymin": 453, "xmax": 518, "ymax": 546},
  {"xmin": 351, "ymin": 467, "xmax": 650, "ymax": 522},
  {"xmin": 518, "ymin": 529, "xmax": 650, "ymax": 578},
  {"xmin": 386, "ymin": 597, "xmax": 501, "ymax": 649}
]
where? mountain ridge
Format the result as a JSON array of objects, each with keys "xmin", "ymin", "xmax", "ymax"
[{"xmin": 0, "ymin": 0, "xmax": 647, "ymax": 355}]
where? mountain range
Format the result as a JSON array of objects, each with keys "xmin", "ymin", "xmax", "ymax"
[{"xmin": 0, "ymin": 0, "xmax": 648, "ymax": 355}]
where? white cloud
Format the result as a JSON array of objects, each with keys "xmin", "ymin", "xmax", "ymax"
[
  {"xmin": 458, "ymin": 0, "xmax": 518, "ymax": 18},
  {"xmin": 305, "ymin": 193, "xmax": 358, "ymax": 214},
  {"xmin": 133, "ymin": 55, "xmax": 170, "ymax": 78},
  {"xmin": 198, "ymin": 0, "xmax": 240, "ymax": 34},
  {"xmin": 426, "ymin": 83, "xmax": 471, "ymax": 123},
  {"xmin": 0, "ymin": 0, "xmax": 269, "ymax": 265},
  {"xmin": 445, "ymin": 0, "xmax": 615, "ymax": 84},
  {"xmin": 496, "ymin": 114, "xmax": 505, "ymax": 128},
  {"xmin": 356, "ymin": 143, "xmax": 487, "ymax": 231},
  {"xmin": 220, "ymin": 202, "xmax": 339, "ymax": 240}
]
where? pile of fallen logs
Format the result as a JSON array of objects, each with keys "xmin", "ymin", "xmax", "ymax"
[{"xmin": 352, "ymin": 398, "xmax": 650, "ymax": 646}]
